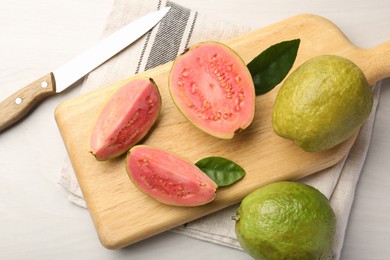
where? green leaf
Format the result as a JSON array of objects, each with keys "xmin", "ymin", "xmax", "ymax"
[
  {"xmin": 195, "ymin": 157, "xmax": 245, "ymax": 187},
  {"xmin": 247, "ymin": 39, "xmax": 300, "ymax": 95}
]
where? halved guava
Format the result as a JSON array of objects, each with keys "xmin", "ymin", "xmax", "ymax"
[
  {"xmin": 169, "ymin": 41, "xmax": 255, "ymax": 139},
  {"xmin": 90, "ymin": 77, "xmax": 161, "ymax": 161},
  {"xmin": 126, "ymin": 145, "xmax": 217, "ymax": 206}
]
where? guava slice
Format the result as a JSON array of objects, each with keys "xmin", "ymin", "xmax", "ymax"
[
  {"xmin": 169, "ymin": 41, "xmax": 255, "ymax": 139},
  {"xmin": 126, "ymin": 145, "xmax": 217, "ymax": 206},
  {"xmin": 90, "ymin": 77, "xmax": 161, "ymax": 161}
]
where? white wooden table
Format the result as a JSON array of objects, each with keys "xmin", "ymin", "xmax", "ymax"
[{"xmin": 0, "ymin": 0, "xmax": 389, "ymax": 259}]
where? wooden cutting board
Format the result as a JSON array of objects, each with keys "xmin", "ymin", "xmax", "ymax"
[{"xmin": 55, "ymin": 14, "xmax": 390, "ymax": 249}]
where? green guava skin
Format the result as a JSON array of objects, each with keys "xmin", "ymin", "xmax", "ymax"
[
  {"xmin": 234, "ymin": 182, "xmax": 336, "ymax": 260},
  {"xmin": 272, "ymin": 55, "xmax": 373, "ymax": 152}
]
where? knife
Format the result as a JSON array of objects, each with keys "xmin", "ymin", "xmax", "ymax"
[{"xmin": 0, "ymin": 7, "xmax": 171, "ymax": 132}]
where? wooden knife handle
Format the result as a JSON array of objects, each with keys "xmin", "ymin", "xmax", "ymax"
[{"xmin": 0, "ymin": 73, "xmax": 56, "ymax": 132}]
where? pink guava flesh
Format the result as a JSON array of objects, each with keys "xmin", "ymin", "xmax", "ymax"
[
  {"xmin": 169, "ymin": 41, "xmax": 255, "ymax": 139},
  {"xmin": 126, "ymin": 145, "xmax": 217, "ymax": 206},
  {"xmin": 90, "ymin": 78, "xmax": 161, "ymax": 160}
]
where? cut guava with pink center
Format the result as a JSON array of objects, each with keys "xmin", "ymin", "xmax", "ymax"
[
  {"xmin": 90, "ymin": 77, "xmax": 161, "ymax": 160},
  {"xmin": 169, "ymin": 41, "xmax": 255, "ymax": 139},
  {"xmin": 126, "ymin": 145, "xmax": 217, "ymax": 206}
]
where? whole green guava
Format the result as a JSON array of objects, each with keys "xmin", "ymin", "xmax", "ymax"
[
  {"xmin": 272, "ymin": 55, "xmax": 373, "ymax": 152},
  {"xmin": 234, "ymin": 182, "xmax": 336, "ymax": 260}
]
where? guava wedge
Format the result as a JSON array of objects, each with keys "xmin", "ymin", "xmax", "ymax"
[
  {"xmin": 169, "ymin": 41, "xmax": 256, "ymax": 139},
  {"xmin": 126, "ymin": 145, "xmax": 217, "ymax": 206},
  {"xmin": 90, "ymin": 77, "xmax": 161, "ymax": 161}
]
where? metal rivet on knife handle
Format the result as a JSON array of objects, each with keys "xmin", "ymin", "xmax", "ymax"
[
  {"xmin": 15, "ymin": 97, "xmax": 23, "ymax": 105},
  {"xmin": 41, "ymin": 81, "xmax": 49, "ymax": 88},
  {"xmin": 0, "ymin": 73, "xmax": 56, "ymax": 132}
]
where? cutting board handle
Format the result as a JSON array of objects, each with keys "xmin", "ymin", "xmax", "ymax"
[{"xmin": 352, "ymin": 40, "xmax": 390, "ymax": 85}]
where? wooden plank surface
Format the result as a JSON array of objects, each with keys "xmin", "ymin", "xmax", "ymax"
[{"xmin": 54, "ymin": 14, "xmax": 390, "ymax": 249}]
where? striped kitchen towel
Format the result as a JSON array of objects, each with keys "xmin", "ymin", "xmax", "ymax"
[{"xmin": 59, "ymin": 0, "xmax": 382, "ymax": 259}]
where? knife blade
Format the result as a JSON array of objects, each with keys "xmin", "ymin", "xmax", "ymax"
[{"xmin": 0, "ymin": 7, "xmax": 170, "ymax": 132}]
